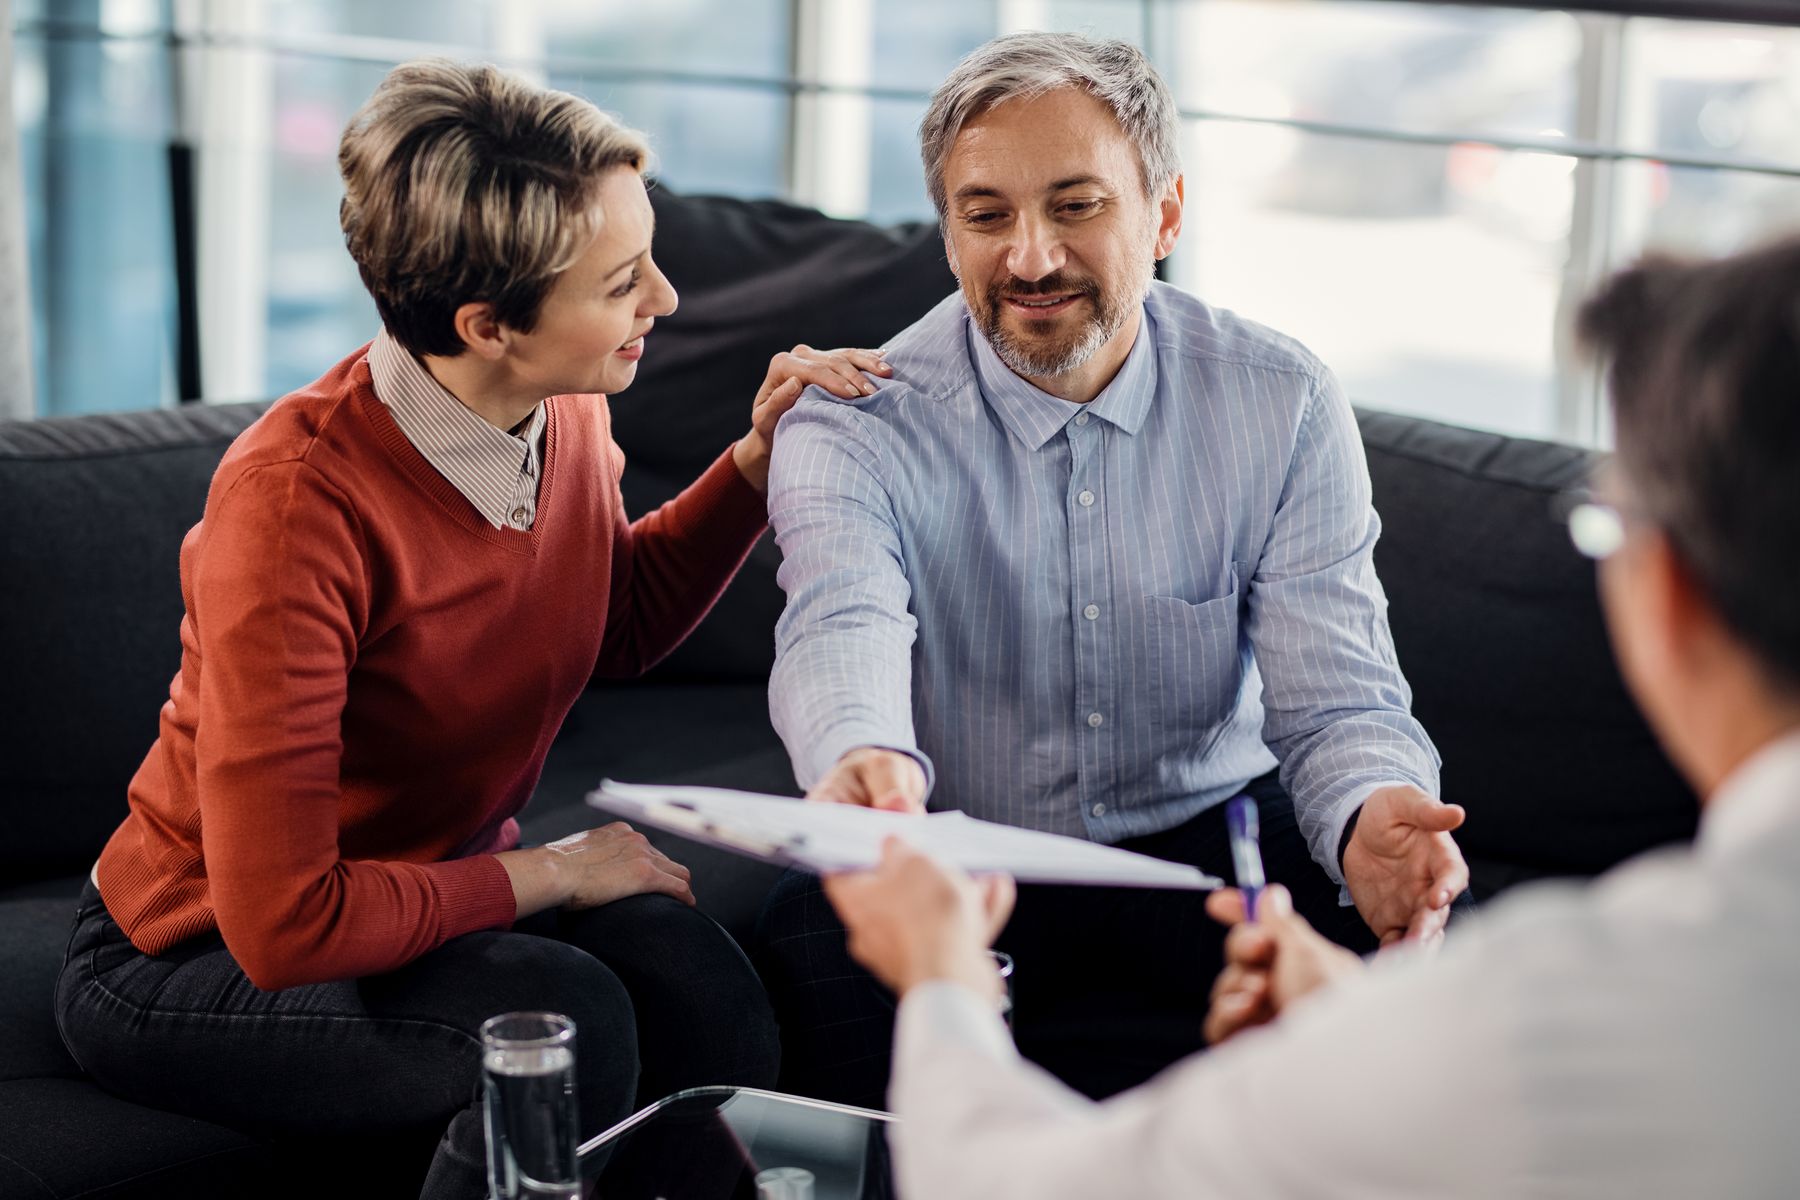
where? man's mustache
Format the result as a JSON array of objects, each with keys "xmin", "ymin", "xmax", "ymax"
[{"xmin": 988, "ymin": 274, "xmax": 1102, "ymax": 304}]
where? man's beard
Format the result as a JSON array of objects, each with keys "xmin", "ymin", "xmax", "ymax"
[{"xmin": 977, "ymin": 260, "xmax": 1152, "ymax": 380}]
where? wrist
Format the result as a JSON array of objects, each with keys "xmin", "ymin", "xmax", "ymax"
[
  {"xmin": 840, "ymin": 745, "xmax": 924, "ymax": 778},
  {"xmin": 732, "ymin": 431, "xmax": 772, "ymax": 493},
  {"xmin": 1336, "ymin": 804, "xmax": 1363, "ymax": 874},
  {"xmin": 898, "ymin": 943, "xmax": 999, "ymax": 1004},
  {"xmin": 495, "ymin": 845, "xmax": 567, "ymax": 919}
]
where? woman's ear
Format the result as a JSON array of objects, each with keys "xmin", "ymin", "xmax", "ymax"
[{"xmin": 451, "ymin": 302, "xmax": 507, "ymax": 360}]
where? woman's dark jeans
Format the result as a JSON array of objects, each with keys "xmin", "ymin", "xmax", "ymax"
[{"xmin": 54, "ymin": 880, "xmax": 780, "ymax": 1199}]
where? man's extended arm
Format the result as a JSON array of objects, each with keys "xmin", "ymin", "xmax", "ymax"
[
  {"xmin": 1245, "ymin": 367, "xmax": 1464, "ymax": 936},
  {"xmin": 767, "ymin": 394, "xmax": 933, "ymax": 803}
]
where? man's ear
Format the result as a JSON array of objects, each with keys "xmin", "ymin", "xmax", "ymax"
[
  {"xmin": 1154, "ymin": 174, "xmax": 1185, "ymax": 262},
  {"xmin": 451, "ymin": 302, "xmax": 508, "ymax": 360},
  {"xmin": 1659, "ymin": 535, "xmax": 1715, "ymax": 660},
  {"xmin": 1631, "ymin": 529, "xmax": 1726, "ymax": 696},
  {"xmin": 942, "ymin": 231, "xmax": 961, "ymax": 282}
]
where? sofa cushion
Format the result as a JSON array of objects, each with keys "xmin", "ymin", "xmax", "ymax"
[
  {"xmin": 0, "ymin": 404, "xmax": 268, "ymax": 884},
  {"xmin": 0, "ymin": 1080, "xmax": 271, "ymax": 1200},
  {"xmin": 0, "ymin": 897, "xmax": 83, "ymax": 1083},
  {"xmin": 1357, "ymin": 409, "xmax": 1698, "ymax": 894},
  {"xmin": 0, "ymin": 1077, "xmax": 438, "ymax": 1200}
]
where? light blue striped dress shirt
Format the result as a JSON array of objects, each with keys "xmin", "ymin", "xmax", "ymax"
[{"xmin": 767, "ymin": 282, "xmax": 1440, "ymax": 879}]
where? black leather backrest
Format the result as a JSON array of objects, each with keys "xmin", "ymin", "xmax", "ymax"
[
  {"xmin": 1357, "ymin": 409, "xmax": 1698, "ymax": 892},
  {"xmin": 0, "ymin": 402, "xmax": 268, "ymax": 881},
  {"xmin": 613, "ymin": 190, "xmax": 957, "ymax": 681}
]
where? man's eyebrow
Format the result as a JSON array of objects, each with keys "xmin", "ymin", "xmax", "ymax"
[
  {"xmin": 951, "ymin": 176, "xmax": 1114, "ymax": 204},
  {"xmin": 1049, "ymin": 174, "xmax": 1111, "ymax": 192}
]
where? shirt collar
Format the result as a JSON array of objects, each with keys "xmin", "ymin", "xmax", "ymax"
[
  {"xmin": 967, "ymin": 303, "xmax": 1157, "ymax": 451},
  {"xmin": 367, "ymin": 329, "xmax": 546, "ymax": 530},
  {"xmin": 1698, "ymin": 727, "xmax": 1800, "ymax": 859}
]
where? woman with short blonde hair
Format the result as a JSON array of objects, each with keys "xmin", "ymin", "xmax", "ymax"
[{"xmin": 54, "ymin": 59, "xmax": 887, "ymax": 1197}]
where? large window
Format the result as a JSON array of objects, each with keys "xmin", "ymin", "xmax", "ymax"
[{"xmin": 10, "ymin": 0, "xmax": 1800, "ymax": 443}]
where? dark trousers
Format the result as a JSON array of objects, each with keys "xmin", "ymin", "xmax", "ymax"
[
  {"xmin": 754, "ymin": 771, "xmax": 1380, "ymax": 1107},
  {"xmin": 55, "ymin": 880, "xmax": 780, "ymax": 1200}
]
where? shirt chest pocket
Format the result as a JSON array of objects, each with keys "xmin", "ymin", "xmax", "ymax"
[{"xmin": 1143, "ymin": 569, "xmax": 1244, "ymax": 736}]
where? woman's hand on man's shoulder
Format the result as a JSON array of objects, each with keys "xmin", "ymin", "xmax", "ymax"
[{"xmin": 733, "ymin": 345, "xmax": 893, "ymax": 493}]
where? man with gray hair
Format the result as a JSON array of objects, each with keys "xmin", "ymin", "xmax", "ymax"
[{"xmin": 758, "ymin": 32, "xmax": 1466, "ymax": 1104}]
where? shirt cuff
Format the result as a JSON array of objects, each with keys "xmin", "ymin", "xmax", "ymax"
[
  {"xmin": 1324, "ymin": 779, "xmax": 1413, "ymax": 899},
  {"xmin": 808, "ymin": 729, "xmax": 938, "ymax": 798}
]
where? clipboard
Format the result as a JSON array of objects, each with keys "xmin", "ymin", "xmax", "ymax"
[{"xmin": 587, "ymin": 780, "xmax": 1221, "ymax": 891}]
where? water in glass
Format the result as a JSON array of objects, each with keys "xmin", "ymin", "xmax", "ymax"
[{"xmin": 483, "ymin": 1014, "xmax": 580, "ymax": 1198}]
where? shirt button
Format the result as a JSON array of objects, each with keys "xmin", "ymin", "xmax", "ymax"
[
  {"xmin": 1075, "ymin": 412, "xmax": 1090, "ymax": 426},
  {"xmin": 1091, "ymin": 802, "xmax": 1107, "ymax": 817},
  {"xmin": 1083, "ymin": 604, "xmax": 1100, "ymax": 621},
  {"xmin": 1086, "ymin": 711, "xmax": 1104, "ymax": 728},
  {"xmin": 511, "ymin": 507, "xmax": 528, "ymax": 526},
  {"xmin": 1077, "ymin": 490, "xmax": 1096, "ymax": 508}
]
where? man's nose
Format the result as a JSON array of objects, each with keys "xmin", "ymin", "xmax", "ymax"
[{"xmin": 1004, "ymin": 216, "xmax": 1065, "ymax": 283}]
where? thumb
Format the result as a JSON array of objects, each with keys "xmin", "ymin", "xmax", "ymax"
[
  {"xmin": 1258, "ymin": 883, "xmax": 1294, "ymax": 921},
  {"xmin": 864, "ymin": 756, "xmax": 924, "ymax": 812},
  {"xmin": 1412, "ymin": 798, "xmax": 1466, "ymax": 833},
  {"xmin": 1205, "ymin": 887, "xmax": 1248, "ymax": 927},
  {"xmin": 805, "ymin": 777, "xmax": 859, "ymax": 806},
  {"xmin": 1256, "ymin": 885, "xmax": 1308, "ymax": 945},
  {"xmin": 762, "ymin": 376, "xmax": 803, "ymax": 415},
  {"xmin": 1259, "ymin": 885, "xmax": 1326, "ymax": 954},
  {"xmin": 978, "ymin": 872, "xmax": 1017, "ymax": 936}
]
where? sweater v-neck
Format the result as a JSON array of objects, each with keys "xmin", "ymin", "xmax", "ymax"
[{"xmin": 354, "ymin": 364, "xmax": 565, "ymax": 557}]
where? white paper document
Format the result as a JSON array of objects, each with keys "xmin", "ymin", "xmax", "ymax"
[{"xmin": 587, "ymin": 781, "xmax": 1221, "ymax": 891}]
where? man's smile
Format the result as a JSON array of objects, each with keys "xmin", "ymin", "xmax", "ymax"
[{"xmin": 1002, "ymin": 293, "xmax": 1085, "ymax": 319}]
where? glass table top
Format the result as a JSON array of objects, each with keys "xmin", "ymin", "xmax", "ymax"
[{"xmin": 576, "ymin": 1086, "xmax": 895, "ymax": 1199}]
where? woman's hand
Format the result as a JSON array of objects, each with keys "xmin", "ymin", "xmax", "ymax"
[
  {"xmin": 498, "ymin": 822, "xmax": 695, "ymax": 919},
  {"xmin": 732, "ymin": 345, "xmax": 893, "ymax": 493}
]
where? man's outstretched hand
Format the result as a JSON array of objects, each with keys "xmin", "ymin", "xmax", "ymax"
[
  {"xmin": 808, "ymin": 747, "xmax": 929, "ymax": 814},
  {"xmin": 1342, "ymin": 785, "xmax": 1468, "ymax": 947}
]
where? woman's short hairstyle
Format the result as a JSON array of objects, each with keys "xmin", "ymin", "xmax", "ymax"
[
  {"xmin": 918, "ymin": 32, "xmax": 1180, "ymax": 223},
  {"xmin": 338, "ymin": 59, "xmax": 649, "ymax": 357},
  {"xmin": 1579, "ymin": 236, "xmax": 1800, "ymax": 694}
]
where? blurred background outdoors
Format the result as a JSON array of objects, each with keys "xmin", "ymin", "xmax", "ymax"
[{"xmin": 7, "ymin": 0, "xmax": 1800, "ymax": 445}]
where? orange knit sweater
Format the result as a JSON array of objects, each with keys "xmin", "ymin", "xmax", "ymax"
[{"xmin": 95, "ymin": 346, "xmax": 767, "ymax": 990}]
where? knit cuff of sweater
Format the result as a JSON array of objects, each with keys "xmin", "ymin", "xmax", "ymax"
[{"xmin": 426, "ymin": 853, "xmax": 520, "ymax": 937}]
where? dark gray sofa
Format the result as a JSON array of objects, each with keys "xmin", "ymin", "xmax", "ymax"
[{"xmin": 0, "ymin": 189, "xmax": 1696, "ymax": 1197}]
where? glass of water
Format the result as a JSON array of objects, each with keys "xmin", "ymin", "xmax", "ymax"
[{"xmin": 482, "ymin": 1011, "xmax": 580, "ymax": 1199}]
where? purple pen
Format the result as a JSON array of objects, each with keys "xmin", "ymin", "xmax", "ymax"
[{"xmin": 1225, "ymin": 794, "xmax": 1265, "ymax": 922}]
